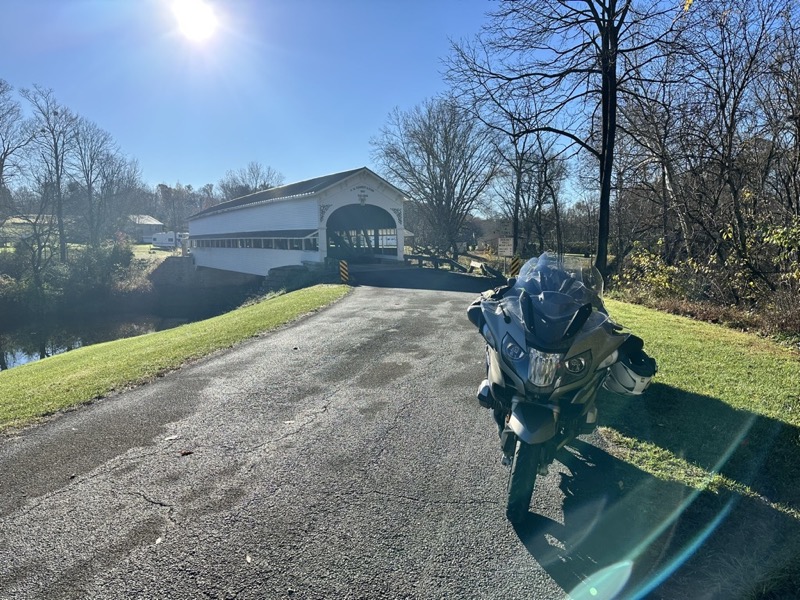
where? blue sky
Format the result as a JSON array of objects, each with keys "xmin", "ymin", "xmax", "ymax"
[{"xmin": 2, "ymin": 0, "xmax": 491, "ymax": 189}]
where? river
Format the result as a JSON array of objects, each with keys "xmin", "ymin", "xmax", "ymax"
[{"xmin": 0, "ymin": 314, "xmax": 192, "ymax": 371}]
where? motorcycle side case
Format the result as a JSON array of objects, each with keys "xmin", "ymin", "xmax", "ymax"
[{"xmin": 603, "ymin": 335, "xmax": 657, "ymax": 395}]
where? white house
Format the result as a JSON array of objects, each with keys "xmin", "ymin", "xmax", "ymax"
[
  {"xmin": 187, "ymin": 167, "xmax": 406, "ymax": 277},
  {"xmin": 128, "ymin": 214, "xmax": 164, "ymax": 243}
]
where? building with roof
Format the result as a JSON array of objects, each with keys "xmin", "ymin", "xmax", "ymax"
[
  {"xmin": 128, "ymin": 215, "xmax": 164, "ymax": 243},
  {"xmin": 187, "ymin": 167, "xmax": 406, "ymax": 277}
]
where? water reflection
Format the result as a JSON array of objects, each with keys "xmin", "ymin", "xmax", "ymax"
[{"xmin": 0, "ymin": 315, "xmax": 189, "ymax": 371}]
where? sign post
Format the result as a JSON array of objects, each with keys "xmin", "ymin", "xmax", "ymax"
[
  {"xmin": 497, "ymin": 237, "xmax": 514, "ymax": 257},
  {"xmin": 497, "ymin": 237, "xmax": 514, "ymax": 275}
]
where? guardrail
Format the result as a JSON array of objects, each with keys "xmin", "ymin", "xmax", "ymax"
[
  {"xmin": 404, "ymin": 254, "xmax": 467, "ymax": 272},
  {"xmin": 467, "ymin": 260, "xmax": 504, "ymax": 279}
]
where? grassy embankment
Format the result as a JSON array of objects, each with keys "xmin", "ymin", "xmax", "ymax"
[
  {"xmin": 602, "ymin": 299, "xmax": 800, "ymax": 517},
  {"xmin": 0, "ymin": 284, "xmax": 349, "ymax": 432},
  {"xmin": 601, "ymin": 299, "xmax": 800, "ymax": 596}
]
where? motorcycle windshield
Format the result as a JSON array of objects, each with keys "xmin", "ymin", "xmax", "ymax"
[
  {"xmin": 515, "ymin": 252, "xmax": 605, "ymax": 301},
  {"xmin": 506, "ymin": 253, "xmax": 610, "ymax": 347}
]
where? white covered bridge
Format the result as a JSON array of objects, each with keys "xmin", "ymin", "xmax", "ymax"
[{"xmin": 188, "ymin": 167, "xmax": 407, "ymax": 277}]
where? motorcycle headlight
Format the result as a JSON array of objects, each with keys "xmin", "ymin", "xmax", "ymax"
[
  {"xmin": 562, "ymin": 350, "xmax": 592, "ymax": 385},
  {"xmin": 501, "ymin": 334, "xmax": 526, "ymax": 362},
  {"xmin": 529, "ymin": 349, "xmax": 563, "ymax": 387},
  {"xmin": 565, "ymin": 356, "xmax": 587, "ymax": 374}
]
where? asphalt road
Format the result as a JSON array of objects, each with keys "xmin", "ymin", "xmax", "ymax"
[{"xmin": 1, "ymin": 282, "xmax": 692, "ymax": 599}]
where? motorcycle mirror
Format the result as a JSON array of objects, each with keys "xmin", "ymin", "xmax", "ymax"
[
  {"xmin": 564, "ymin": 303, "xmax": 593, "ymax": 338},
  {"xmin": 519, "ymin": 290, "xmax": 536, "ymax": 334}
]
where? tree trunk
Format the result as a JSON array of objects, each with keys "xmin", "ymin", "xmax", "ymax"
[
  {"xmin": 512, "ymin": 166, "xmax": 522, "ymax": 256},
  {"xmin": 595, "ymin": 24, "xmax": 618, "ymax": 280},
  {"xmin": 553, "ymin": 195, "xmax": 563, "ymax": 257}
]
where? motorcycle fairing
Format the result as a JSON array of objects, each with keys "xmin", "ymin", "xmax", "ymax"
[
  {"xmin": 477, "ymin": 254, "xmax": 631, "ymax": 447},
  {"xmin": 508, "ymin": 402, "xmax": 558, "ymax": 444},
  {"xmin": 481, "ymin": 296, "xmax": 627, "ymax": 401},
  {"xmin": 519, "ymin": 290, "xmax": 595, "ymax": 351}
]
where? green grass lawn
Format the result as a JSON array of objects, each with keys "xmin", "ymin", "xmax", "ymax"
[
  {"xmin": 602, "ymin": 299, "xmax": 800, "ymax": 518},
  {"xmin": 597, "ymin": 300, "xmax": 800, "ymax": 597},
  {"xmin": 130, "ymin": 243, "xmax": 176, "ymax": 264},
  {"xmin": 0, "ymin": 284, "xmax": 349, "ymax": 431}
]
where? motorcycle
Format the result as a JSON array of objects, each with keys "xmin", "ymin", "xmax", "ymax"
[{"xmin": 467, "ymin": 253, "xmax": 657, "ymax": 523}]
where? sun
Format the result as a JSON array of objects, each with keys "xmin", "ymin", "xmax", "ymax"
[{"xmin": 172, "ymin": 0, "xmax": 218, "ymax": 42}]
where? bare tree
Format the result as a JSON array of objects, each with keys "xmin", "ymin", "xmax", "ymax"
[
  {"xmin": 71, "ymin": 117, "xmax": 117, "ymax": 247},
  {"xmin": 532, "ymin": 132, "xmax": 567, "ymax": 256},
  {"xmin": 616, "ymin": 43, "xmax": 697, "ymax": 264},
  {"xmin": 98, "ymin": 154, "xmax": 142, "ymax": 240},
  {"xmin": 371, "ymin": 97, "xmax": 498, "ymax": 258},
  {"xmin": 197, "ymin": 183, "xmax": 216, "ymax": 210},
  {"xmin": 449, "ymin": 0, "xmax": 679, "ymax": 277},
  {"xmin": 8, "ymin": 183, "xmax": 59, "ymax": 305},
  {"xmin": 447, "ymin": 56, "xmax": 548, "ymax": 256},
  {"xmin": 155, "ymin": 182, "xmax": 197, "ymax": 246},
  {"xmin": 756, "ymin": 10, "xmax": 800, "ymax": 302},
  {"xmin": 494, "ymin": 131, "xmax": 567, "ymax": 256},
  {"xmin": 0, "ymin": 80, "xmax": 34, "ymax": 213},
  {"xmin": 676, "ymin": 0, "xmax": 786, "ymax": 296},
  {"xmin": 21, "ymin": 85, "xmax": 77, "ymax": 262},
  {"xmin": 218, "ymin": 161, "xmax": 284, "ymax": 201},
  {"xmin": 563, "ymin": 198, "xmax": 599, "ymax": 257},
  {"xmin": 759, "ymin": 10, "xmax": 800, "ymax": 221},
  {"xmin": 490, "ymin": 103, "xmax": 536, "ymax": 257}
]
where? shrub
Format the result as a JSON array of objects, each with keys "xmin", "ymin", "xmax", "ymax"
[
  {"xmin": 612, "ymin": 240, "xmax": 800, "ymax": 344},
  {"xmin": 613, "ymin": 241, "xmax": 684, "ymax": 300},
  {"xmin": 61, "ymin": 238, "xmax": 134, "ymax": 304}
]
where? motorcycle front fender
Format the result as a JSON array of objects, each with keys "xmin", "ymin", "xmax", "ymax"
[{"xmin": 508, "ymin": 403, "xmax": 557, "ymax": 445}]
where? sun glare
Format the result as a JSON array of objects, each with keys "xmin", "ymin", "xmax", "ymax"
[{"xmin": 172, "ymin": 0, "xmax": 218, "ymax": 42}]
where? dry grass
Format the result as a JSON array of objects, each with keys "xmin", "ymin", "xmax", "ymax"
[{"xmin": 611, "ymin": 293, "xmax": 800, "ymax": 348}]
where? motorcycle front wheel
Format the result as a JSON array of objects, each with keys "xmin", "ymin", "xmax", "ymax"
[{"xmin": 506, "ymin": 439, "xmax": 541, "ymax": 523}]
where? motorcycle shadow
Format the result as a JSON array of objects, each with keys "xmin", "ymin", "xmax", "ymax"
[
  {"xmin": 510, "ymin": 398, "xmax": 800, "ymax": 598},
  {"xmin": 594, "ymin": 382, "xmax": 800, "ymax": 598},
  {"xmin": 600, "ymin": 382, "xmax": 800, "ymax": 519},
  {"xmin": 510, "ymin": 438, "xmax": 689, "ymax": 597}
]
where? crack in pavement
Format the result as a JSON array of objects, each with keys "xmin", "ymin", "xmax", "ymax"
[
  {"xmin": 125, "ymin": 490, "xmax": 179, "ymax": 536},
  {"xmin": 128, "ymin": 490, "xmax": 174, "ymax": 509},
  {"xmin": 238, "ymin": 384, "xmax": 347, "ymax": 470}
]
